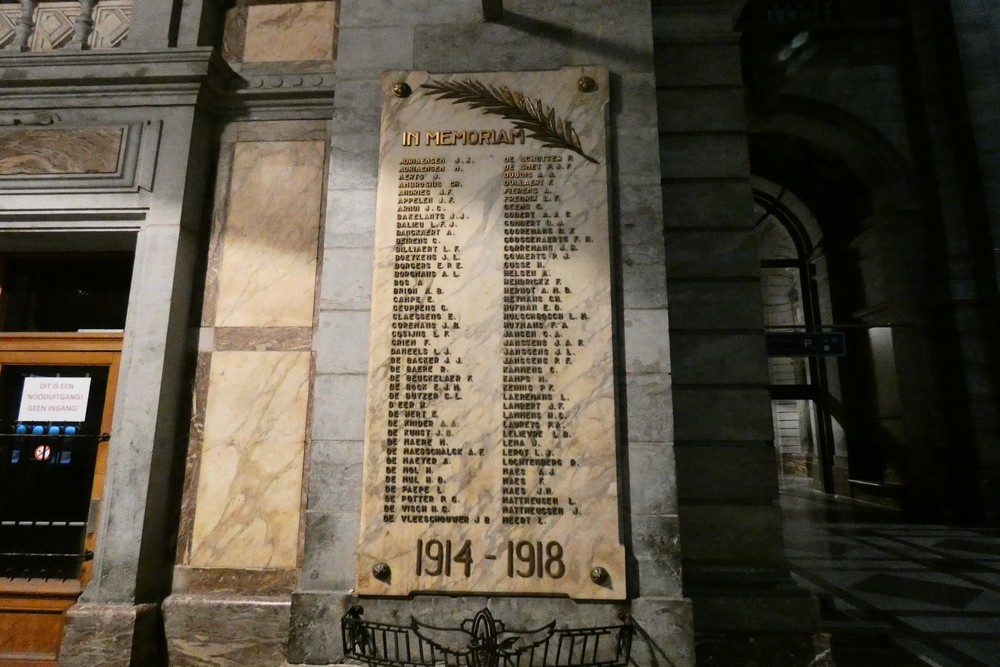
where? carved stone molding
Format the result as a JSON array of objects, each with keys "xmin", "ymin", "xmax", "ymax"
[
  {"xmin": 0, "ymin": 111, "xmax": 60, "ymax": 126},
  {"xmin": 0, "ymin": 47, "xmax": 332, "ymax": 120},
  {"xmin": 0, "ymin": 48, "xmax": 232, "ymax": 110},
  {"xmin": 241, "ymin": 72, "xmax": 332, "ymax": 90},
  {"xmin": 216, "ymin": 69, "xmax": 336, "ymax": 120}
]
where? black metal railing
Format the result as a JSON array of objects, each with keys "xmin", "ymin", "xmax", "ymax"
[
  {"xmin": 0, "ymin": 433, "xmax": 100, "ymax": 579},
  {"xmin": 342, "ymin": 606, "xmax": 633, "ymax": 667},
  {"xmin": 0, "ymin": 520, "xmax": 88, "ymax": 579}
]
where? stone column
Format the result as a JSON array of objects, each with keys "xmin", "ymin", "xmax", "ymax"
[
  {"xmin": 162, "ymin": 121, "xmax": 328, "ymax": 666},
  {"xmin": 945, "ymin": 0, "xmax": 1000, "ymax": 520},
  {"xmin": 61, "ymin": 105, "xmax": 214, "ymax": 666},
  {"xmin": 654, "ymin": 1, "xmax": 825, "ymax": 663}
]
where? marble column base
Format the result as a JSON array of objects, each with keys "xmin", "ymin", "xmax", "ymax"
[
  {"xmin": 287, "ymin": 592, "xmax": 695, "ymax": 667},
  {"xmin": 162, "ymin": 593, "xmax": 291, "ymax": 666},
  {"xmin": 60, "ymin": 601, "xmax": 163, "ymax": 667}
]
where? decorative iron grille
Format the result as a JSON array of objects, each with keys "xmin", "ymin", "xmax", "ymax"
[{"xmin": 342, "ymin": 606, "xmax": 633, "ymax": 667}]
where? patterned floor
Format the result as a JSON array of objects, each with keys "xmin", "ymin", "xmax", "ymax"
[{"xmin": 780, "ymin": 483, "xmax": 1000, "ymax": 666}]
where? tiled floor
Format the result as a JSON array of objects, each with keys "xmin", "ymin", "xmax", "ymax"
[{"xmin": 780, "ymin": 482, "xmax": 1000, "ymax": 666}]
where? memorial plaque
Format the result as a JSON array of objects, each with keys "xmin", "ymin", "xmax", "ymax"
[{"xmin": 357, "ymin": 67, "xmax": 624, "ymax": 599}]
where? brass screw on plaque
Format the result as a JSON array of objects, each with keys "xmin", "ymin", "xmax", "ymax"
[
  {"xmin": 373, "ymin": 562, "xmax": 391, "ymax": 580},
  {"xmin": 577, "ymin": 76, "xmax": 597, "ymax": 93},
  {"xmin": 393, "ymin": 82, "xmax": 412, "ymax": 98},
  {"xmin": 590, "ymin": 566, "xmax": 609, "ymax": 584}
]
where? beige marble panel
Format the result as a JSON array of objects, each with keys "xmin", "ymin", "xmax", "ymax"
[
  {"xmin": 243, "ymin": 1, "xmax": 336, "ymax": 63},
  {"xmin": 214, "ymin": 141, "xmax": 324, "ymax": 327},
  {"xmin": 0, "ymin": 127, "xmax": 123, "ymax": 175},
  {"xmin": 189, "ymin": 351, "xmax": 310, "ymax": 569},
  {"xmin": 357, "ymin": 68, "xmax": 625, "ymax": 600}
]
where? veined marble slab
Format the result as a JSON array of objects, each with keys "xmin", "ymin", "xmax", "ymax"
[
  {"xmin": 214, "ymin": 141, "xmax": 324, "ymax": 328},
  {"xmin": 243, "ymin": 0, "xmax": 337, "ymax": 64},
  {"xmin": 0, "ymin": 127, "xmax": 123, "ymax": 175},
  {"xmin": 189, "ymin": 351, "xmax": 310, "ymax": 569},
  {"xmin": 357, "ymin": 68, "xmax": 624, "ymax": 599}
]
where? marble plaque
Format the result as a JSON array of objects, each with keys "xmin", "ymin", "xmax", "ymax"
[{"xmin": 358, "ymin": 67, "xmax": 624, "ymax": 599}]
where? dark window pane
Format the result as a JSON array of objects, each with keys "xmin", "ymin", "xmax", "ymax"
[{"xmin": 1, "ymin": 254, "xmax": 133, "ymax": 332}]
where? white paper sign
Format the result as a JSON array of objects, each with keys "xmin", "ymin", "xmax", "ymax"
[{"xmin": 18, "ymin": 377, "xmax": 92, "ymax": 422}]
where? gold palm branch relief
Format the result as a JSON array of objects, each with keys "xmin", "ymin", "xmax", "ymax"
[{"xmin": 421, "ymin": 79, "xmax": 599, "ymax": 165}]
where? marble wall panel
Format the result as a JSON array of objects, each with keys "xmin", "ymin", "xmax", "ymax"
[
  {"xmin": 0, "ymin": 127, "xmax": 123, "ymax": 175},
  {"xmin": 243, "ymin": 1, "xmax": 337, "ymax": 64},
  {"xmin": 189, "ymin": 351, "xmax": 311, "ymax": 569},
  {"xmin": 214, "ymin": 141, "xmax": 324, "ymax": 327}
]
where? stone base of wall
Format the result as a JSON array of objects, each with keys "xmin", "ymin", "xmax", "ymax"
[
  {"xmin": 695, "ymin": 631, "xmax": 834, "ymax": 667},
  {"xmin": 287, "ymin": 592, "xmax": 695, "ymax": 667},
  {"xmin": 629, "ymin": 596, "xmax": 696, "ymax": 667},
  {"xmin": 690, "ymin": 590, "xmax": 826, "ymax": 667},
  {"xmin": 60, "ymin": 601, "xmax": 163, "ymax": 667},
  {"xmin": 162, "ymin": 594, "xmax": 291, "ymax": 667}
]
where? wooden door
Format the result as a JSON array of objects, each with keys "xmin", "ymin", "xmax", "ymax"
[{"xmin": 0, "ymin": 333, "xmax": 121, "ymax": 666}]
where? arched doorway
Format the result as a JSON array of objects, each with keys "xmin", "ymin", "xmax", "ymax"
[
  {"xmin": 753, "ymin": 177, "xmax": 847, "ymax": 494},
  {"xmin": 750, "ymin": 127, "xmax": 916, "ymax": 508}
]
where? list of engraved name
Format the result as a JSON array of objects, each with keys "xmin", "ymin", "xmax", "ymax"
[
  {"xmin": 385, "ymin": 156, "xmax": 469, "ymax": 526},
  {"xmin": 383, "ymin": 149, "xmax": 591, "ymax": 528}
]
